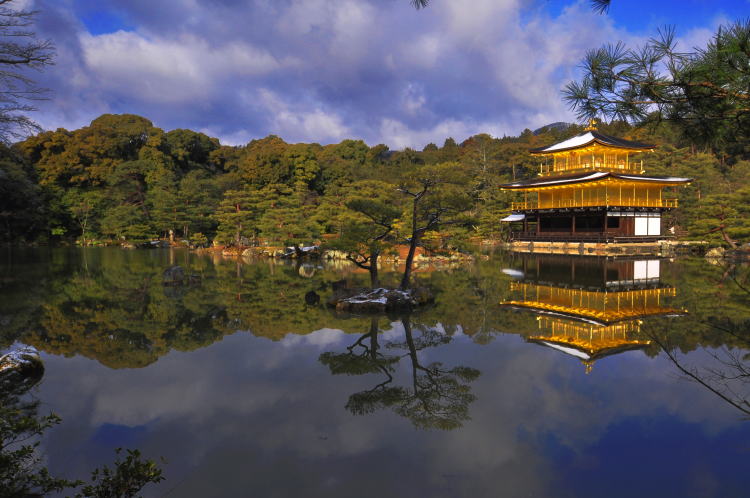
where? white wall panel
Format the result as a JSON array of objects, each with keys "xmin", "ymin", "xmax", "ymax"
[
  {"xmin": 634, "ymin": 217, "xmax": 649, "ymax": 235},
  {"xmin": 648, "ymin": 217, "xmax": 661, "ymax": 235}
]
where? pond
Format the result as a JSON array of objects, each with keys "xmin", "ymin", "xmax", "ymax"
[{"xmin": 1, "ymin": 248, "xmax": 749, "ymax": 497}]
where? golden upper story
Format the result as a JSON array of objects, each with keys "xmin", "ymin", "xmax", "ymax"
[
  {"xmin": 527, "ymin": 315, "xmax": 653, "ymax": 373},
  {"xmin": 529, "ymin": 124, "xmax": 656, "ymax": 177},
  {"xmin": 537, "ymin": 145, "xmax": 645, "ymax": 177},
  {"xmin": 499, "ymin": 125, "xmax": 692, "ymax": 209}
]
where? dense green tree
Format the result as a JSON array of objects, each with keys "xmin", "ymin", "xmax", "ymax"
[
  {"xmin": 0, "ymin": 147, "xmax": 45, "ymax": 242},
  {"xmin": 215, "ymin": 188, "xmax": 264, "ymax": 246},
  {"xmin": 327, "ymin": 180, "xmax": 401, "ymax": 288},
  {"xmin": 256, "ymin": 183, "xmax": 316, "ymax": 247},
  {"xmin": 688, "ymin": 188, "xmax": 750, "ymax": 248}
]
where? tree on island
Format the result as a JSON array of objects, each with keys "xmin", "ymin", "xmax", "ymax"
[
  {"xmin": 327, "ymin": 180, "xmax": 400, "ymax": 288},
  {"xmin": 396, "ymin": 162, "xmax": 473, "ymax": 290}
]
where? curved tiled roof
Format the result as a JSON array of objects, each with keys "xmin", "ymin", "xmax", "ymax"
[{"xmin": 529, "ymin": 131, "xmax": 656, "ymax": 154}]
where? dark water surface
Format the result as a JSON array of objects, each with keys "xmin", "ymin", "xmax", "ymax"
[{"xmin": 2, "ymin": 248, "xmax": 750, "ymax": 497}]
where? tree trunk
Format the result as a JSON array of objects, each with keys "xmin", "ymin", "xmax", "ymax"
[
  {"xmin": 400, "ymin": 197, "xmax": 421, "ymax": 291},
  {"xmin": 169, "ymin": 229, "xmax": 174, "ymax": 243},
  {"xmin": 370, "ymin": 251, "xmax": 380, "ymax": 289},
  {"xmin": 368, "ymin": 318, "xmax": 379, "ymax": 361},
  {"xmin": 401, "ymin": 317, "xmax": 420, "ymax": 393},
  {"xmin": 400, "ymin": 232, "xmax": 421, "ymax": 290},
  {"xmin": 719, "ymin": 225, "xmax": 738, "ymax": 249}
]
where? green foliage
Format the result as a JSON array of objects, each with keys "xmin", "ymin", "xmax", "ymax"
[
  {"xmin": 4, "ymin": 103, "xmax": 750, "ymax": 247},
  {"xmin": 565, "ymin": 20, "xmax": 750, "ymax": 154},
  {"xmin": 75, "ymin": 449, "xmax": 164, "ymax": 498},
  {"xmin": 0, "ymin": 398, "xmax": 76, "ymax": 496},
  {"xmin": 0, "ymin": 354, "xmax": 163, "ymax": 497}
]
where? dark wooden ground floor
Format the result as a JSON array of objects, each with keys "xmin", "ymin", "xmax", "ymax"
[{"xmin": 507, "ymin": 209, "xmax": 666, "ymax": 242}]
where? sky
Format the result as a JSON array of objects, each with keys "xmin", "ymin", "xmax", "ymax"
[{"xmin": 24, "ymin": 0, "xmax": 750, "ymax": 149}]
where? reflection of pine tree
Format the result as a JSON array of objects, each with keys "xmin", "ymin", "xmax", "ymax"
[{"xmin": 321, "ymin": 317, "xmax": 480, "ymax": 430}]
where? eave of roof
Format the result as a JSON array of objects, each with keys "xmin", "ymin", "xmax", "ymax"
[
  {"xmin": 526, "ymin": 338, "xmax": 651, "ymax": 361},
  {"xmin": 529, "ymin": 131, "xmax": 656, "ymax": 155},
  {"xmin": 499, "ymin": 302, "xmax": 687, "ymax": 325},
  {"xmin": 499, "ymin": 172, "xmax": 692, "ymax": 190}
]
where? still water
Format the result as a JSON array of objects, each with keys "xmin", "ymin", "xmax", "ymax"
[{"xmin": 2, "ymin": 248, "xmax": 750, "ymax": 497}]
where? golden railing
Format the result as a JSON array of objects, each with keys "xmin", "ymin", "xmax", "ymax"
[
  {"xmin": 510, "ymin": 198, "xmax": 678, "ymax": 210},
  {"xmin": 538, "ymin": 159, "xmax": 644, "ymax": 177},
  {"xmin": 505, "ymin": 283, "xmax": 679, "ymax": 321}
]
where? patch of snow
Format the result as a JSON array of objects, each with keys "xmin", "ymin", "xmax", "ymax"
[
  {"xmin": 540, "ymin": 341, "xmax": 591, "ymax": 360},
  {"xmin": 535, "ymin": 132, "xmax": 596, "ymax": 153},
  {"xmin": 503, "ymin": 171, "xmax": 608, "ymax": 188},
  {"xmin": 0, "ymin": 346, "xmax": 41, "ymax": 371},
  {"xmin": 615, "ymin": 175, "xmax": 691, "ymax": 183}
]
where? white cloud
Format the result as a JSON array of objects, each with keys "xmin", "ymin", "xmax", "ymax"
[
  {"xmin": 32, "ymin": 0, "xmax": 727, "ymax": 148},
  {"xmin": 379, "ymin": 117, "xmax": 506, "ymax": 149},
  {"xmin": 401, "ymin": 83, "xmax": 427, "ymax": 115},
  {"xmin": 257, "ymin": 88, "xmax": 350, "ymax": 143},
  {"xmin": 80, "ymin": 31, "xmax": 292, "ymax": 102}
]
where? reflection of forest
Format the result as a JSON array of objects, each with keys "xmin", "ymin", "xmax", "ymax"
[{"xmin": 1, "ymin": 249, "xmax": 749, "ymax": 375}]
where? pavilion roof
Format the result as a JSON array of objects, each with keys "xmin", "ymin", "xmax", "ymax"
[
  {"xmin": 499, "ymin": 301, "xmax": 687, "ymax": 326},
  {"xmin": 529, "ymin": 131, "xmax": 656, "ymax": 155},
  {"xmin": 499, "ymin": 171, "xmax": 692, "ymax": 190},
  {"xmin": 526, "ymin": 338, "xmax": 650, "ymax": 364}
]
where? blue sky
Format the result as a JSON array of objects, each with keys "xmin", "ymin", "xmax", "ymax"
[{"xmin": 28, "ymin": 0, "xmax": 750, "ymax": 148}]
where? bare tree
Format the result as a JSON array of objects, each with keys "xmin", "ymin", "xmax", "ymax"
[{"xmin": 0, "ymin": 0, "xmax": 54, "ymax": 143}]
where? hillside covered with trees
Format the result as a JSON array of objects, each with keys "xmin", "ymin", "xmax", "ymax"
[{"xmin": 2, "ymin": 112, "xmax": 749, "ymax": 249}]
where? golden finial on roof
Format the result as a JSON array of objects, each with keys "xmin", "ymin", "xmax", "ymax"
[
  {"xmin": 584, "ymin": 118, "xmax": 598, "ymax": 131},
  {"xmin": 584, "ymin": 361, "xmax": 594, "ymax": 375}
]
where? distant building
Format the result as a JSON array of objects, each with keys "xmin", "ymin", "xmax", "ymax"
[{"xmin": 500, "ymin": 122, "xmax": 692, "ymax": 243}]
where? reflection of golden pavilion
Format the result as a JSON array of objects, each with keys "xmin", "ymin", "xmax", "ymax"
[{"xmin": 500, "ymin": 256, "xmax": 686, "ymax": 372}]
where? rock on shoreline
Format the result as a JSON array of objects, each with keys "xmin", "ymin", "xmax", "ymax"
[
  {"xmin": 0, "ymin": 346, "xmax": 44, "ymax": 394},
  {"xmin": 327, "ymin": 287, "xmax": 434, "ymax": 313}
]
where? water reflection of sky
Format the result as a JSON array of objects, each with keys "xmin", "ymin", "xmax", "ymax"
[
  {"xmin": 38, "ymin": 323, "xmax": 750, "ymax": 498},
  {"xmin": 2, "ymin": 248, "xmax": 746, "ymax": 496}
]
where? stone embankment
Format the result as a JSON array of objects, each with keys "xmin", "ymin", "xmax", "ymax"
[
  {"xmin": 506, "ymin": 240, "xmax": 708, "ymax": 257},
  {"xmin": 206, "ymin": 244, "xmax": 478, "ymax": 265},
  {"xmin": 705, "ymin": 245, "xmax": 750, "ymax": 263}
]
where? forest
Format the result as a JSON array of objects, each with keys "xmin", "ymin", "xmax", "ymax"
[{"xmin": 2, "ymin": 112, "xmax": 750, "ymax": 251}]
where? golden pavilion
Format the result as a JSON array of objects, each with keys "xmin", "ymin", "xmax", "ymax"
[
  {"xmin": 500, "ymin": 255, "xmax": 686, "ymax": 372},
  {"xmin": 500, "ymin": 123, "xmax": 692, "ymax": 242}
]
